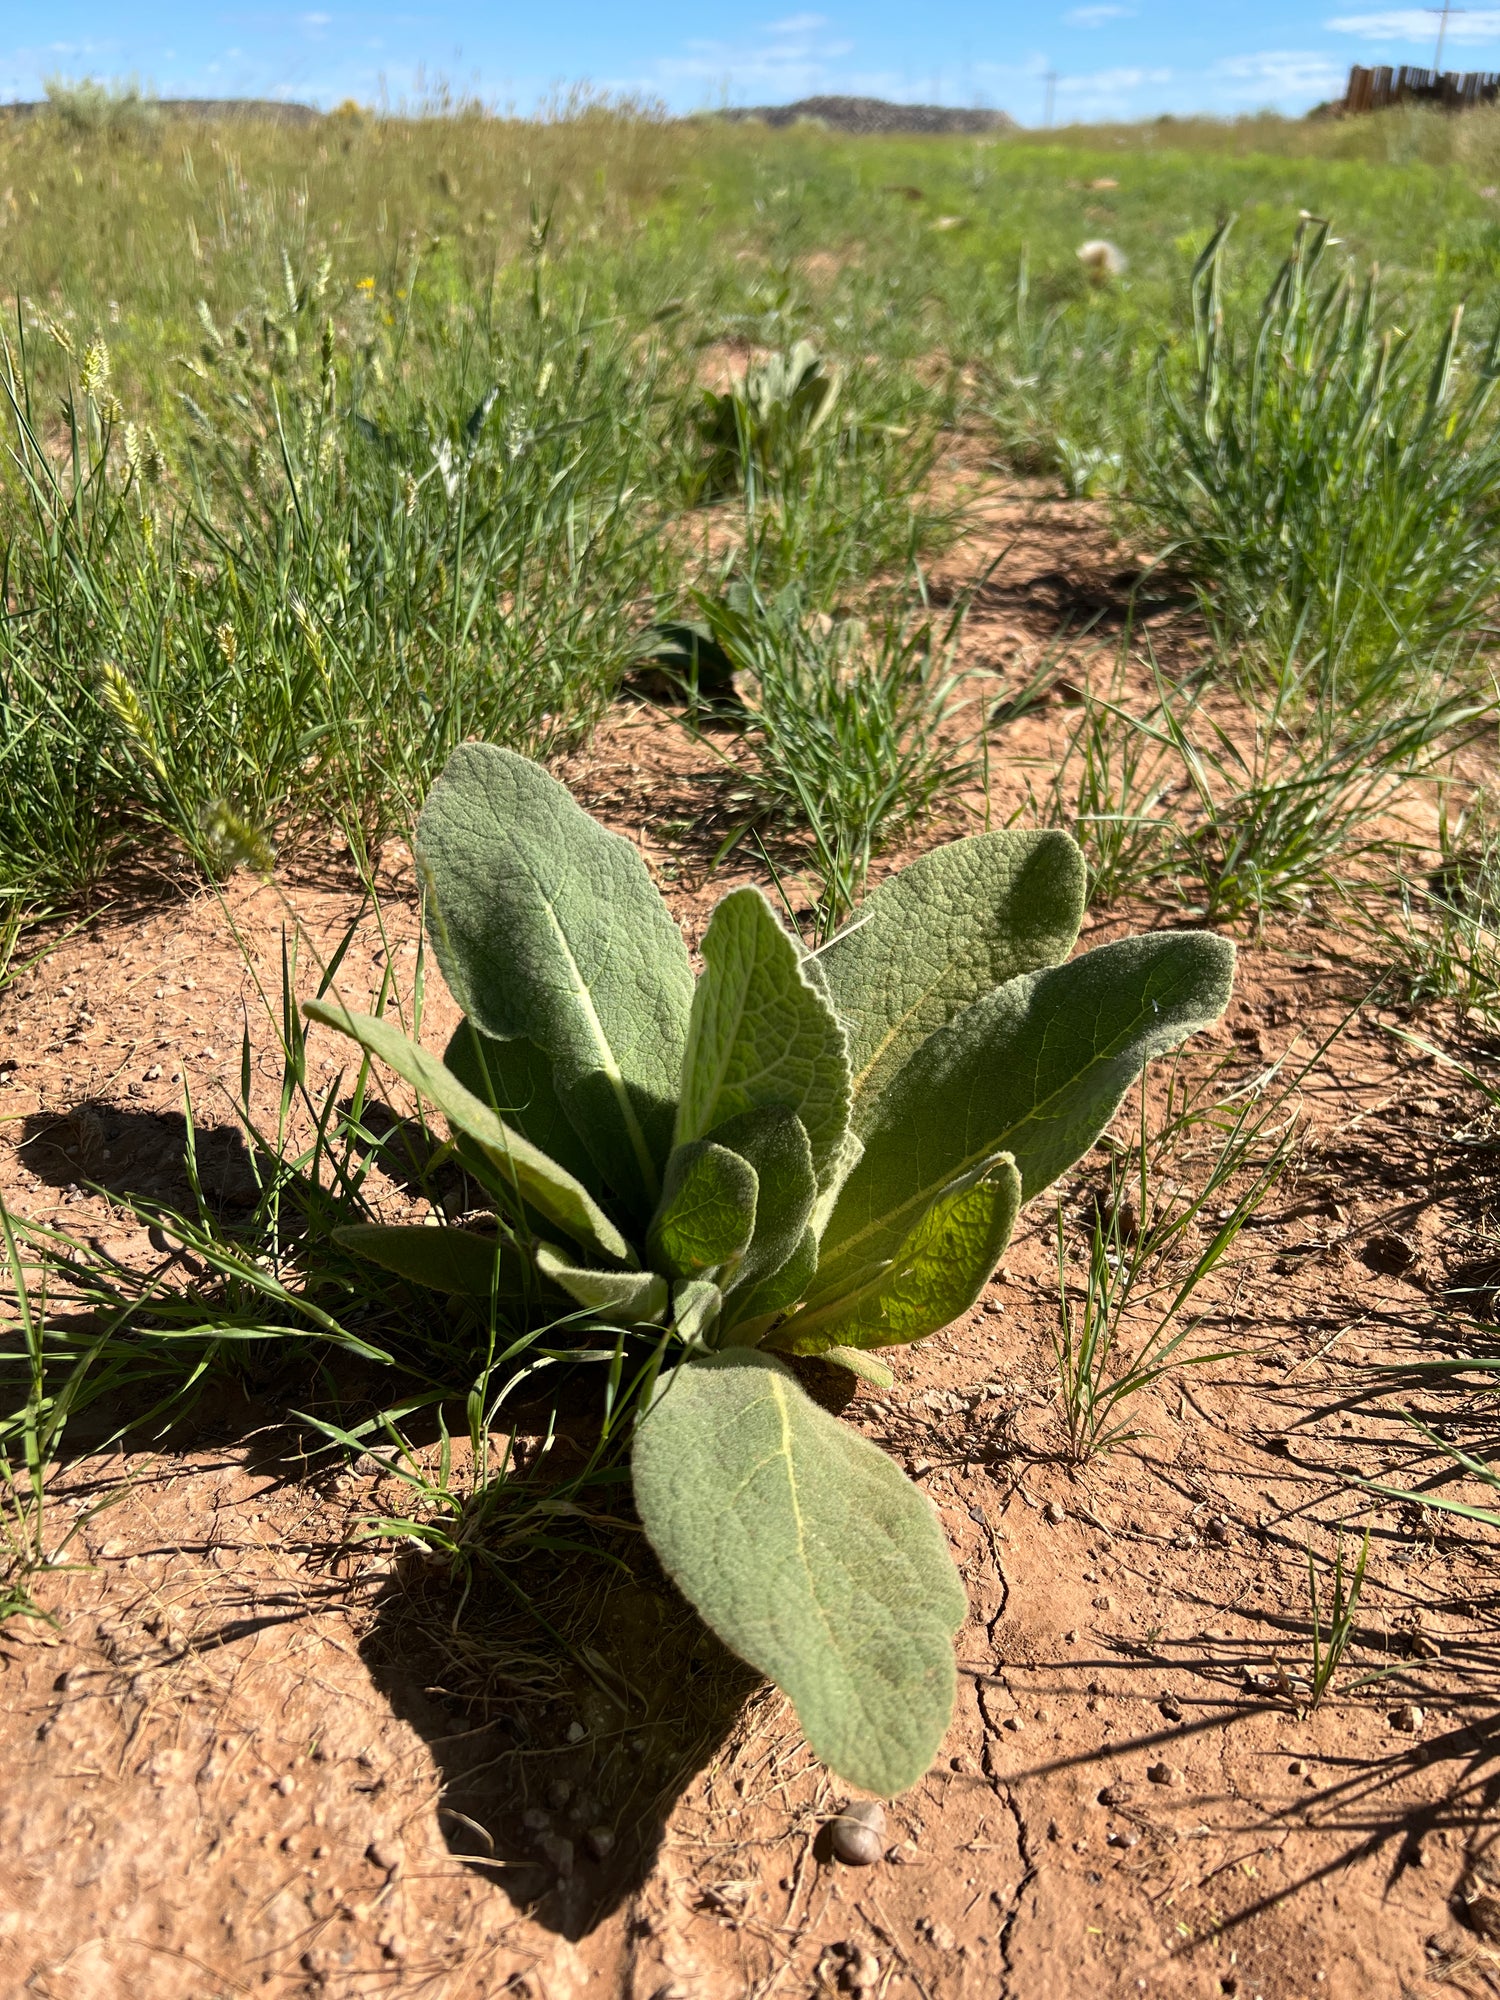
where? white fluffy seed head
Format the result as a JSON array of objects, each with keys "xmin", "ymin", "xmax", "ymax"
[{"xmin": 1076, "ymin": 238, "xmax": 1127, "ymax": 281}]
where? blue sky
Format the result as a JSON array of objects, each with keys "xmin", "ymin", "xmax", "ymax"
[{"xmin": 4, "ymin": 5, "xmax": 1500, "ymax": 125}]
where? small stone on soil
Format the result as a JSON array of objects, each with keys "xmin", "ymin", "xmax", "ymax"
[
  {"xmin": 1158, "ymin": 1696, "xmax": 1183, "ymax": 1723},
  {"xmin": 831, "ymin": 1799, "xmax": 887, "ymax": 1866},
  {"xmin": 1043, "ymin": 1500, "xmax": 1066, "ymax": 1525},
  {"xmin": 917, "ymin": 1917, "xmax": 957, "ymax": 1951},
  {"xmin": 1146, "ymin": 1762, "xmax": 1185, "ymax": 1788},
  {"xmin": 1390, "ymin": 1703, "xmax": 1425, "ymax": 1732},
  {"xmin": 585, "ymin": 1825, "xmax": 615, "ymax": 1861}
]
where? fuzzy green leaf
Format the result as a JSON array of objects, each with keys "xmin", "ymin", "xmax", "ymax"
[
  {"xmin": 773, "ymin": 1156, "xmax": 1020, "ymax": 1354},
  {"xmin": 675, "ymin": 887, "xmax": 850, "ymax": 1191},
  {"xmin": 648, "ymin": 1142, "xmax": 758, "ymax": 1279},
  {"xmin": 334, "ymin": 1223, "xmax": 531, "ymax": 1307},
  {"xmin": 415, "ymin": 744, "xmax": 695, "ymax": 1205},
  {"xmin": 304, "ymin": 1000, "xmax": 631, "ymax": 1268},
  {"xmin": 720, "ymin": 1225, "xmax": 820, "ymax": 1345},
  {"xmin": 817, "ymin": 829, "xmax": 1086, "ymax": 1127},
  {"xmin": 534, "ymin": 1245, "xmax": 670, "ymax": 1325},
  {"xmin": 631, "ymin": 1350, "xmax": 965, "ymax": 1794},
  {"xmin": 815, "ymin": 1348, "xmax": 896, "ymax": 1390},
  {"xmin": 444, "ymin": 1019, "xmax": 602, "ymax": 1197},
  {"xmin": 811, "ymin": 933, "xmax": 1234, "ymax": 1307},
  {"xmin": 705, "ymin": 1106, "xmax": 817, "ymax": 1295},
  {"xmin": 673, "ymin": 1278, "xmax": 724, "ymax": 1344}
]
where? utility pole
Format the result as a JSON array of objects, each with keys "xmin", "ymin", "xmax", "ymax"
[
  {"xmin": 1428, "ymin": 3, "xmax": 1468, "ymax": 73},
  {"xmin": 1043, "ymin": 68, "xmax": 1058, "ymax": 128}
]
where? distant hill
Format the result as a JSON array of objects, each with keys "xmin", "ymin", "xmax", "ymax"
[
  {"xmin": 0, "ymin": 98, "xmax": 321, "ymax": 124},
  {"xmin": 715, "ymin": 96, "xmax": 1014, "ymax": 136}
]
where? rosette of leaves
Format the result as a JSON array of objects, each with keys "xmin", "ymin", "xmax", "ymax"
[
  {"xmin": 695, "ymin": 339, "xmax": 840, "ymax": 497},
  {"xmin": 307, "ymin": 745, "xmax": 1234, "ymax": 1795}
]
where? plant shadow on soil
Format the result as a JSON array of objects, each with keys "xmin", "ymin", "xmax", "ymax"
[
  {"xmin": 19, "ymin": 1100, "xmax": 261, "ymax": 1214},
  {"xmin": 358, "ymin": 1532, "xmax": 762, "ymax": 1939},
  {"xmin": 358, "ymin": 1362, "xmax": 862, "ymax": 1939}
]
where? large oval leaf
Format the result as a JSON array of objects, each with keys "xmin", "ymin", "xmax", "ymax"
[
  {"xmin": 811, "ymin": 931, "xmax": 1234, "ymax": 1307},
  {"xmin": 631, "ymin": 1350, "xmax": 966, "ymax": 1795},
  {"xmin": 444, "ymin": 1020, "xmax": 603, "ymax": 1198},
  {"xmin": 334, "ymin": 1223, "xmax": 533, "ymax": 1309},
  {"xmin": 816, "ymin": 829, "xmax": 1085, "ymax": 1127},
  {"xmin": 675, "ymin": 887, "xmax": 850, "ymax": 1191},
  {"xmin": 415, "ymin": 745, "xmax": 694, "ymax": 1204},
  {"xmin": 304, "ymin": 1000, "xmax": 631, "ymax": 1268},
  {"xmin": 773, "ymin": 1155, "xmax": 1021, "ymax": 1354}
]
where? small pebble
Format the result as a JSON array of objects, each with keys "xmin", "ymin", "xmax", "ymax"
[
  {"xmin": 847, "ymin": 1947, "xmax": 880, "ymax": 1994},
  {"xmin": 545, "ymin": 1779, "xmax": 573, "ymax": 1810},
  {"xmin": 1287, "ymin": 1759, "xmax": 1306, "ymax": 1776},
  {"xmin": 585, "ymin": 1825, "xmax": 615, "ymax": 1861},
  {"xmin": 1146, "ymin": 1762, "xmax": 1185, "ymax": 1788},
  {"xmin": 1043, "ymin": 1500, "xmax": 1066, "ymax": 1526},
  {"xmin": 831, "ymin": 1798, "xmax": 887, "ymax": 1866},
  {"xmin": 1097, "ymin": 1783, "xmax": 1131, "ymax": 1806},
  {"xmin": 276, "ymin": 1774, "xmax": 296, "ymax": 1797},
  {"xmin": 566, "ymin": 1720, "xmax": 587, "ymax": 1744},
  {"xmin": 1158, "ymin": 1696, "xmax": 1183, "ymax": 1723},
  {"xmin": 1003, "ymin": 1715, "xmax": 1024, "ymax": 1732},
  {"xmin": 1391, "ymin": 1703, "xmax": 1425, "ymax": 1733}
]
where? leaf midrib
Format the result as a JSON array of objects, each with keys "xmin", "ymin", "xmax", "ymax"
[
  {"xmin": 532, "ymin": 870, "xmax": 661, "ymax": 1201},
  {"xmin": 847, "ymin": 941, "xmax": 977, "ymax": 1102}
]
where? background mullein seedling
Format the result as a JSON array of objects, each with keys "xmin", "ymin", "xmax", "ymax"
[
  {"xmin": 691, "ymin": 340, "xmax": 840, "ymax": 502},
  {"xmin": 306, "ymin": 742, "xmax": 1235, "ymax": 1795}
]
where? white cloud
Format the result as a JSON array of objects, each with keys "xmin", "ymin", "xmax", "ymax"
[
  {"xmin": 634, "ymin": 17, "xmax": 856, "ymax": 98},
  {"xmin": 1326, "ymin": 9, "xmax": 1500, "ymax": 39},
  {"xmin": 1057, "ymin": 64, "xmax": 1170, "ymax": 93},
  {"xmin": 1213, "ymin": 49, "xmax": 1348, "ymax": 95},
  {"xmin": 1064, "ymin": 6, "xmax": 1133, "ymax": 25}
]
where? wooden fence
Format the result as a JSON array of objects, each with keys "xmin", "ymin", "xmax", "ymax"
[{"xmin": 1343, "ymin": 65, "xmax": 1500, "ymax": 113}]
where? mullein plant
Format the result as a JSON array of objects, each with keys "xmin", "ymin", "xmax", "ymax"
[{"xmin": 309, "ymin": 745, "xmax": 1234, "ymax": 1794}]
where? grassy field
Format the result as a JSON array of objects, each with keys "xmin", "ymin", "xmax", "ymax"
[{"xmin": 3, "ymin": 96, "xmax": 1500, "ymax": 918}]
